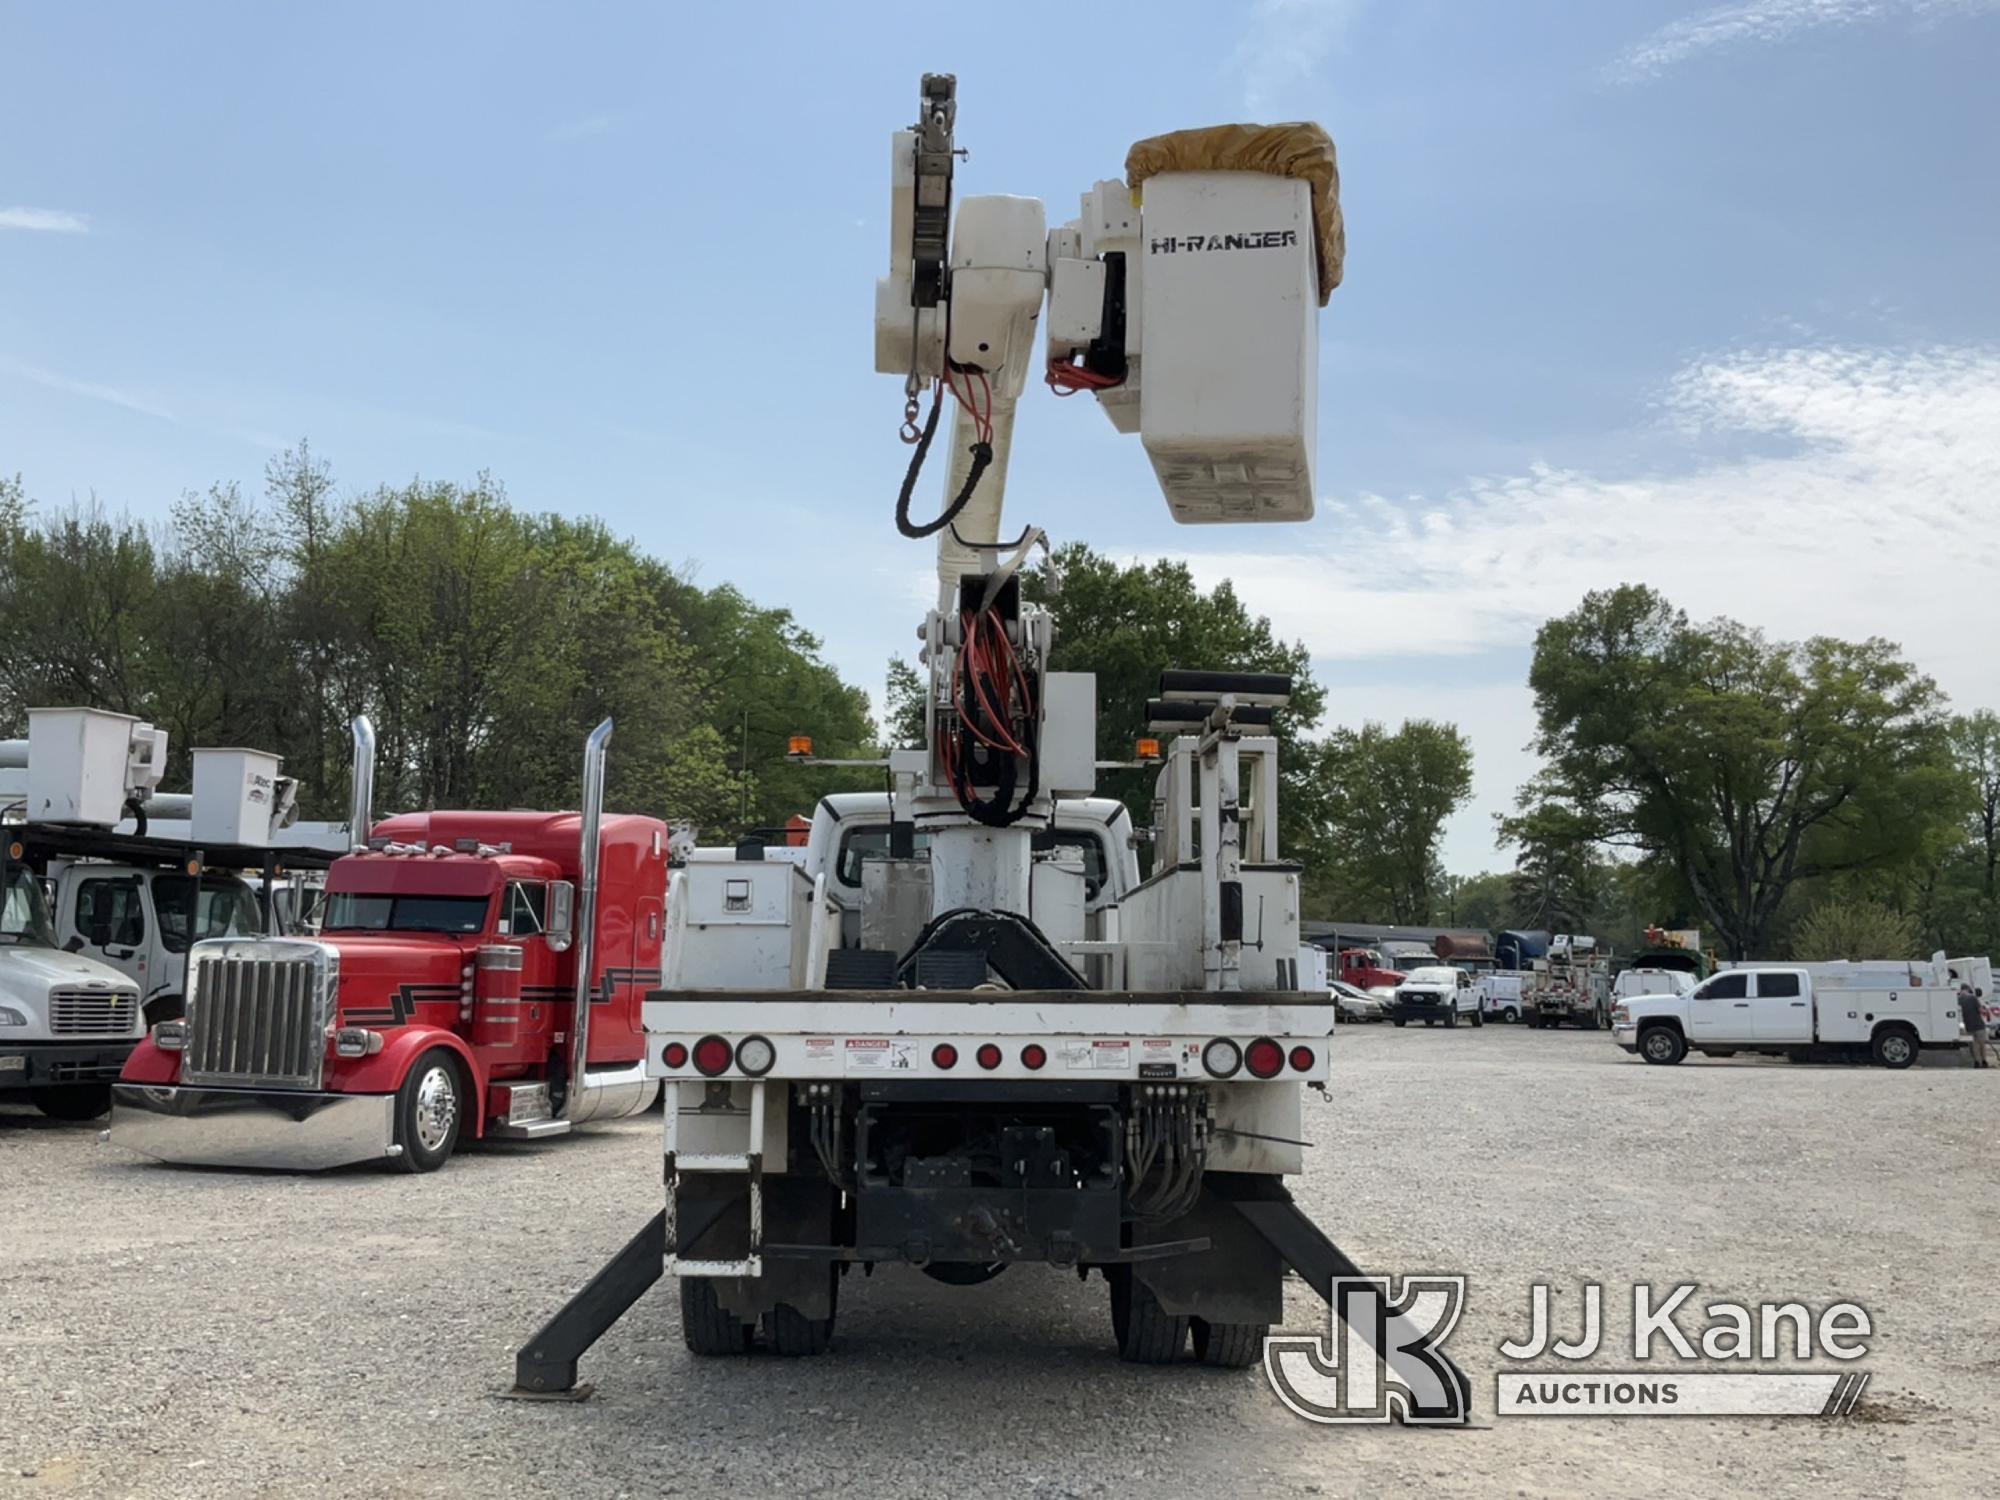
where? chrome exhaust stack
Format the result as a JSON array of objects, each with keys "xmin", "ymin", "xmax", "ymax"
[
  {"xmin": 347, "ymin": 716, "xmax": 376, "ymax": 850},
  {"xmin": 562, "ymin": 718, "xmax": 648, "ymax": 1123}
]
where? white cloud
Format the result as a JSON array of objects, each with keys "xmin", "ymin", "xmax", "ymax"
[
  {"xmin": 0, "ymin": 206, "xmax": 90, "ymax": 234},
  {"xmin": 0, "ymin": 357, "xmax": 175, "ymax": 422},
  {"xmin": 1232, "ymin": 0, "xmax": 1364, "ymax": 113},
  {"xmin": 1607, "ymin": 0, "xmax": 2000, "ymax": 83},
  {"xmin": 1153, "ymin": 340, "xmax": 2000, "ymax": 869},
  {"xmin": 549, "ymin": 113, "xmax": 612, "ymax": 143}
]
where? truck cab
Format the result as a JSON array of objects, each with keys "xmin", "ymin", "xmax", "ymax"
[
  {"xmin": 799, "ymin": 791, "xmax": 1141, "ymax": 942},
  {"xmin": 1335, "ymin": 947, "xmax": 1407, "ymax": 993},
  {"xmin": 1385, "ymin": 963, "xmax": 1483, "ymax": 1028},
  {"xmin": 1614, "ymin": 961, "xmax": 1966, "ymax": 1068},
  {"xmin": 50, "ymin": 863, "xmax": 263, "ymax": 1025},
  {"xmin": 0, "ymin": 863, "xmax": 144, "ymax": 1119},
  {"xmin": 112, "ymin": 796, "xmax": 670, "ymax": 1173}
]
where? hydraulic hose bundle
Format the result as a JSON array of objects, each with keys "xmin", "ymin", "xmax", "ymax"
[{"xmin": 938, "ymin": 603, "xmax": 1038, "ymax": 827}]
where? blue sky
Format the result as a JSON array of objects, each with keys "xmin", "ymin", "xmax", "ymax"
[{"xmin": 5, "ymin": 1, "xmax": 1998, "ymax": 873}]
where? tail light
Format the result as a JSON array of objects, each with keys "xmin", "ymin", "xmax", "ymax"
[
  {"xmin": 976, "ymin": 1043, "xmax": 1002, "ymax": 1070},
  {"xmin": 931, "ymin": 1043, "xmax": 959, "ymax": 1070},
  {"xmin": 692, "ymin": 1035, "xmax": 733, "ymax": 1077},
  {"xmin": 1201, "ymin": 1038, "xmax": 1241, "ymax": 1078},
  {"xmin": 1245, "ymin": 1037, "xmax": 1284, "ymax": 1078},
  {"xmin": 1288, "ymin": 1045, "xmax": 1314, "ymax": 1072},
  {"xmin": 1021, "ymin": 1043, "xmax": 1047, "ymax": 1070},
  {"xmin": 661, "ymin": 1040, "xmax": 689, "ymax": 1069}
]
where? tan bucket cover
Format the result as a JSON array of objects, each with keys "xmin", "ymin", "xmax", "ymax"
[{"xmin": 1124, "ymin": 123, "xmax": 1343, "ymax": 303}]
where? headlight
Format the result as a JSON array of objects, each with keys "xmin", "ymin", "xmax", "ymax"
[
  {"xmin": 0, "ymin": 1006, "xmax": 27, "ymax": 1027},
  {"xmin": 154, "ymin": 1021, "xmax": 188, "ymax": 1051}
]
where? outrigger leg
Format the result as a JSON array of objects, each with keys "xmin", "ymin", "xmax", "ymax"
[
  {"xmin": 510, "ymin": 1186, "xmax": 1470, "ymax": 1414},
  {"xmin": 1207, "ymin": 1173, "xmax": 1474, "ymax": 1420},
  {"xmin": 509, "ymin": 1211, "xmax": 665, "ymax": 1399}
]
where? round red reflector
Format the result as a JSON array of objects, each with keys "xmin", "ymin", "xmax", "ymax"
[
  {"xmin": 976, "ymin": 1043, "xmax": 1002, "ymax": 1070},
  {"xmin": 1245, "ymin": 1037, "xmax": 1284, "ymax": 1078},
  {"xmin": 692, "ymin": 1035, "xmax": 733, "ymax": 1077},
  {"xmin": 1288, "ymin": 1045, "xmax": 1315, "ymax": 1072},
  {"xmin": 662, "ymin": 1041, "xmax": 689, "ymax": 1069},
  {"xmin": 932, "ymin": 1043, "xmax": 959, "ymax": 1070},
  {"xmin": 1021, "ymin": 1043, "xmax": 1047, "ymax": 1070}
]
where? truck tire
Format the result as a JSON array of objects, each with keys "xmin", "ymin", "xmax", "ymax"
[
  {"xmin": 1110, "ymin": 1267, "xmax": 1188, "ymax": 1364},
  {"xmin": 680, "ymin": 1277, "xmax": 753, "ymax": 1355},
  {"xmin": 1871, "ymin": 1025, "xmax": 1919, "ymax": 1070},
  {"xmin": 1638, "ymin": 1026, "xmax": 1686, "ymax": 1066},
  {"xmin": 1393, "ymin": 1018, "xmax": 1407, "ymax": 1028},
  {"xmin": 1444, "ymin": 1010, "xmax": 1457, "ymax": 1029},
  {"xmin": 1501, "ymin": 1007, "xmax": 1519, "ymax": 1024},
  {"xmin": 762, "ymin": 1264, "xmax": 839, "ymax": 1356},
  {"xmin": 1192, "ymin": 1318, "xmax": 1266, "ymax": 1368},
  {"xmin": 391, "ymin": 1050, "xmax": 464, "ymax": 1173},
  {"xmin": 1470, "ymin": 1009, "xmax": 1484, "ymax": 1029},
  {"xmin": 31, "ymin": 1084, "xmax": 112, "ymax": 1122}
]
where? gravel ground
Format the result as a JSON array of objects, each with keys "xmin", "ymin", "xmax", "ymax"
[{"xmin": 2, "ymin": 1025, "xmax": 1993, "ymax": 1500}]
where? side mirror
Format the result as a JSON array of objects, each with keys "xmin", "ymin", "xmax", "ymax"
[{"xmin": 546, "ymin": 880, "xmax": 576, "ymax": 953}]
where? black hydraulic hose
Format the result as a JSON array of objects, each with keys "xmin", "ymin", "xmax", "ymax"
[{"xmin": 895, "ymin": 378, "xmax": 994, "ymax": 540}]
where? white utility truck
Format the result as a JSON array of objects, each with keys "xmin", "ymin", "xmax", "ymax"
[
  {"xmin": 1385, "ymin": 964, "xmax": 1483, "ymax": 1028},
  {"xmin": 1, "ymin": 709, "xmax": 165, "ymax": 1118},
  {"xmin": 6, "ymin": 711, "xmax": 343, "ymax": 1025},
  {"xmin": 512, "ymin": 77, "xmax": 1467, "ymax": 1418},
  {"xmin": 1613, "ymin": 959, "xmax": 1966, "ymax": 1068}
]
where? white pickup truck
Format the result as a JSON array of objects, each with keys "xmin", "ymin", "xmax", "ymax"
[{"xmin": 1613, "ymin": 961, "xmax": 1966, "ymax": 1069}]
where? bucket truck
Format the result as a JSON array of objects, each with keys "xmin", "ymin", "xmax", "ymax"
[{"xmin": 512, "ymin": 75, "xmax": 1467, "ymax": 1420}]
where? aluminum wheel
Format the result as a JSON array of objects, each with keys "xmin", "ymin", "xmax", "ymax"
[{"xmin": 412, "ymin": 1064, "xmax": 459, "ymax": 1152}]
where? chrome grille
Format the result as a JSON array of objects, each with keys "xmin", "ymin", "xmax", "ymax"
[
  {"xmin": 182, "ymin": 939, "xmax": 337, "ymax": 1089},
  {"xmin": 50, "ymin": 988, "xmax": 139, "ymax": 1036}
]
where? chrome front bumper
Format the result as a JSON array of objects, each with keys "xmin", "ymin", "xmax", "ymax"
[{"xmin": 109, "ymin": 1084, "xmax": 398, "ymax": 1171}]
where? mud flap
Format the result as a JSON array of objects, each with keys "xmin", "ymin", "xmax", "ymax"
[
  {"xmin": 679, "ymin": 1173, "xmax": 840, "ymax": 1322},
  {"xmin": 1132, "ymin": 1175, "xmax": 1284, "ymax": 1326}
]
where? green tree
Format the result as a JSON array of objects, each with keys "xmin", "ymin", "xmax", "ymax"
[
  {"xmin": 1312, "ymin": 720, "xmax": 1474, "ymax": 923},
  {"xmin": 1450, "ymin": 870, "xmax": 1512, "ymax": 930},
  {"xmin": 1022, "ymin": 544, "xmax": 1325, "ymax": 857},
  {"xmin": 1509, "ymin": 585, "xmax": 1968, "ymax": 959},
  {"xmin": 1790, "ymin": 898, "xmax": 1923, "ymax": 961}
]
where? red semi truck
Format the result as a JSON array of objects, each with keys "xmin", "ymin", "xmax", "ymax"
[{"xmin": 110, "ymin": 720, "xmax": 665, "ymax": 1172}]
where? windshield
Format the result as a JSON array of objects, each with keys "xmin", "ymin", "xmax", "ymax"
[
  {"xmin": 1403, "ymin": 966, "xmax": 1458, "ymax": 986},
  {"xmin": 0, "ymin": 869, "xmax": 57, "ymax": 948},
  {"xmin": 152, "ymin": 875, "xmax": 262, "ymax": 953},
  {"xmin": 323, "ymin": 891, "xmax": 490, "ymax": 935}
]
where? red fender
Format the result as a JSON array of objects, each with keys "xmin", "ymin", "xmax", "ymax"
[{"xmin": 331, "ymin": 1026, "xmax": 491, "ymax": 1137}]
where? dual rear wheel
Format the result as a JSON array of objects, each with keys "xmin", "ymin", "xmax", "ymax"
[{"xmin": 1110, "ymin": 1266, "xmax": 1265, "ymax": 1368}]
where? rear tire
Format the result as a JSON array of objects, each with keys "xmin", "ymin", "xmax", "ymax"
[
  {"xmin": 1639, "ymin": 1026, "xmax": 1686, "ymax": 1066},
  {"xmin": 31, "ymin": 1084, "xmax": 111, "ymax": 1121},
  {"xmin": 1393, "ymin": 1018, "xmax": 1407, "ymax": 1028},
  {"xmin": 1871, "ymin": 1026, "xmax": 1919, "ymax": 1070},
  {"xmin": 1192, "ymin": 1318, "xmax": 1266, "ymax": 1368},
  {"xmin": 762, "ymin": 1265, "xmax": 839, "ymax": 1356},
  {"xmin": 680, "ymin": 1277, "xmax": 753, "ymax": 1355},
  {"xmin": 1110, "ymin": 1267, "xmax": 1188, "ymax": 1364},
  {"xmin": 1471, "ymin": 1009, "xmax": 1484, "ymax": 1029},
  {"xmin": 391, "ymin": 1050, "xmax": 464, "ymax": 1173}
]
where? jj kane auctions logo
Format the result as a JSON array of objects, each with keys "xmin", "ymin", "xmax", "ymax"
[{"xmin": 1265, "ymin": 1279, "xmax": 1876, "ymax": 1423}]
